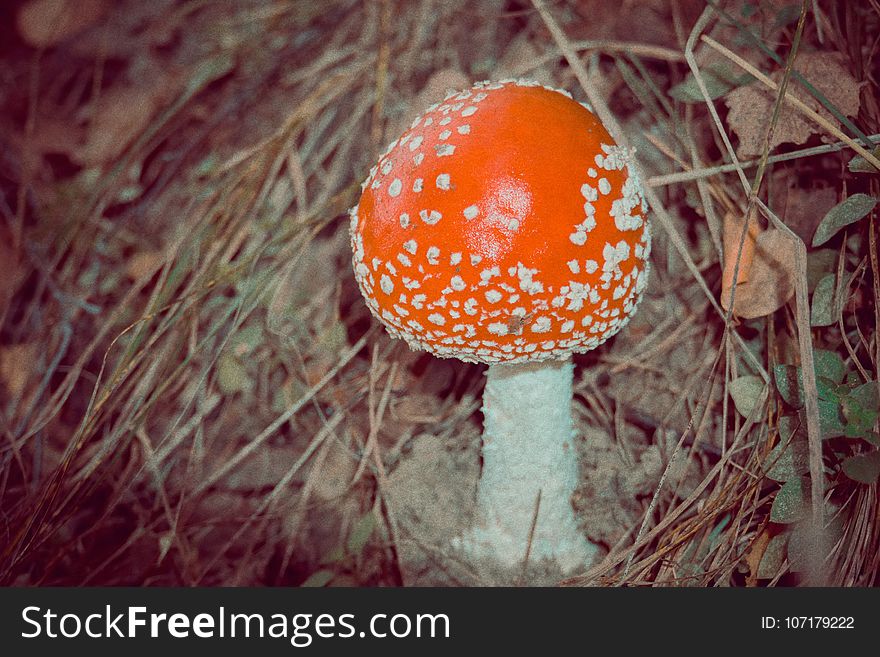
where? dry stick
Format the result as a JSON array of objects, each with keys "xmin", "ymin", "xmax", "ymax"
[
  {"xmin": 647, "ymin": 134, "xmax": 880, "ymax": 187},
  {"xmin": 871, "ymin": 218, "xmax": 880, "ymax": 411},
  {"xmin": 700, "ymin": 35, "xmax": 880, "ymax": 172}
]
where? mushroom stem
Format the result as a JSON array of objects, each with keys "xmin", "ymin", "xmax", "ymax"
[{"xmin": 466, "ymin": 357, "xmax": 598, "ymax": 576}]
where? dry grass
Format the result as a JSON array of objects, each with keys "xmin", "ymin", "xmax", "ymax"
[{"xmin": 0, "ymin": 0, "xmax": 878, "ymax": 586}]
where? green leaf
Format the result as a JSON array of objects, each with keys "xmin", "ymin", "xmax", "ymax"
[
  {"xmin": 813, "ymin": 349, "xmax": 845, "ymax": 384},
  {"xmin": 765, "ymin": 417, "xmax": 810, "ymax": 482},
  {"xmin": 841, "ymin": 382, "xmax": 880, "ymax": 441},
  {"xmin": 669, "ymin": 63, "xmax": 752, "ymax": 103},
  {"xmin": 730, "ymin": 375, "xmax": 765, "ymax": 418},
  {"xmin": 774, "ymin": 356, "xmax": 847, "ymax": 408},
  {"xmin": 774, "ymin": 364, "xmax": 803, "ymax": 408},
  {"xmin": 757, "ymin": 533, "xmax": 788, "ymax": 580},
  {"xmin": 772, "ymin": 3, "xmax": 802, "ymax": 29},
  {"xmin": 841, "ymin": 451, "xmax": 880, "ymax": 484},
  {"xmin": 812, "ymin": 194, "xmax": 877, "ymax": 247},
  {"xmin": 346, "ymin": 511, "xmax": 376, "ymax": 555},
  {"xmin": 770, "ymin": 477, "xmax": 809, "ymax": 524},
  {"xmin": 847, "ymin": 147, "xmax": 880, "ymax": 174},
  {"xmin": 818, "ymin": 399, "xmax": 847, "ymax": 439},
  {"xmin": 810, "ymin": 274, "xmax": 836, "ymax": 327},
  {"xmin": 300, "ymin": 569, "xmax": 335, "ymax": 587}
]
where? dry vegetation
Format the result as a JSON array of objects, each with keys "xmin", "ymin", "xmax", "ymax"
[{"xmin": 0, "ymin": 0, "xmax": 878, "ymax": 586}]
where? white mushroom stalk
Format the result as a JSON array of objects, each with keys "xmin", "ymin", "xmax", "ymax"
[
  {"xmin": 466, "ymin": 358, "xmax": 597, "ymax": 573},
  {"xmin": 349, "ymin": 79, "xmax": 650, "ymax": 581}
]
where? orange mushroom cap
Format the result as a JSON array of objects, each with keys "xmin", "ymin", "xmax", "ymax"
[{"xmin": 350, "ymin": 79, "xmax": 651, "ymax": 364}]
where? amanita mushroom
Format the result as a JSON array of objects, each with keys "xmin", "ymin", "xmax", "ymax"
[{"xmin": 349, "ymin": 79, "xmax": 650, "ymax": 576}]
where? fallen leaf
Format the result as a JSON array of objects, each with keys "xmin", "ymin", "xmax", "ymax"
[
  {"xmin": 721, "ymin": 212, "xmax": 796, "ymax": 318},
  {"xmin": 17, "ymin": 0, "xmax": 107, "ymax": 48},
  {"xmin": 125, "ymin": 250, "xmax": 164, "ymax": 280},
  {"xmin": 0, "ymin": 342, "xmax": 40, "ymax": 399},
  {"xmin": 745, "ymin": 529, "xmax": 771, "ymax": 586},
  {"xmin": 725, "ymin": 52, "xmax": 861, "ymax": 158},
  {"xmin": 729, "ymin": 375, "xmax": 765, "ymax": 418},
  {"xmin": 72, "ymin": 83, "xmax": 166, "ymax": 166}
]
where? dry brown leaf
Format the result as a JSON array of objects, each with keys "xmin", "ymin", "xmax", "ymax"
[
  {"xmin": 725, "ymin": 52, "xmax": 861, "ymax": 158},
  {"xmin": 745, "ymin": 528, "xmax": 772, "ymax": 587},
  {"xmin": 17, "ymin": 0, "xmax": 107, "ymax": 48},
  {"xmin": 721, "ymin": 212, "xmax": 797, "ymax": 318},
  {"xmin": 125, "ymin": 250, "xmax": 164, "ymax": 281},
  {"xmin": 72, "ymin": 82, "xmax": 167, "ymax": 166},
  {"xmin": 0, "ymin": 342, "xmax": 39, "ymax": 399}
]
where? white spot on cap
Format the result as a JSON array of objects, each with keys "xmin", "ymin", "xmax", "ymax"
[
  {"xmin": 603, "ymin": 240, "xmax": 631, "ymax": 272},
  {"xmin": 439, "ymin": 116, "xmax": 452, "ymax": 125},
  {"xmin": 403, "ymin": 239, "xmax": 417, "ymax": 254},
  {"xmin": 598, "ymin": 178, "xmax": 611, "ymax": 195},
  {"xmin": 436, "ymin": 144, "xmax": 455, "ymax": 157},
  {"xmin": 428, "ymin": 313, "xmax": 446, "ymax": 326},
  {"xmin": 380, "ymin": 275, "xmax": 394, "ymax": 295},
  {"xmin": 457, "ymin": 124, "xmax": 471, "ymax": 135},
  {"xmin": 461, "ymin": 106, "xmax": 478, "ymax": 117},
  {"xmin": 381, "ymin": 160, "xmax": 393, "ymax": 175},
  {"xmin": 567, "ymin": 260, "xmax": 580, "ymax": 274},
  {"xmin": 450, "ymin": 252, "xmax": 462, "ymax": 265},
  {"xmin": 412, "ymin": 294, "xmax": 426, "ymax": 308},
  {"xmin": 397, "ymin": 253, "xmax": 412, "ymax": 267},
  {"xmin": 588, "ymin": 168, "xmax": 597, "ymax": 177},
  {"xmin": 426, "ymin": 246, "xmax": 440, "ymax": 264},
  {"xmin": 388, "ymin": 178, "xmax": 402, "ymax": 197},
  {"xmin": 436, "ymin": 173, "xmax": 451, "ymax": 190},
  {"xmin": 399, "ymin": 213, "xmax": 410, "ymax": 228},
  {"xmin": 531, "ymin": 317, "xmax": 551, "ymax": 333},
  {"xmin": 413, "ymin": 152, "xmax": 425, "ymax": 165},
  {"xmin": 581, "ymin": 183, "xmax": 598, "ymax": 202},
  {"xmin": 570, "ymin": 231, "xmax": 587, "ymax": 246},
  {"xmin": 585, "ymin": 259, "xmax": 598, "ymax": 274},
  {"xmin": 439, "ymin": 130, "xmax": 452, "ymax": 140},
  {"xmin": 420, "ymin": 209, "xmax": 441, "ymax": 225},
  {"xmin": 450, "ymin": 275, "xmax": 466, "ymax": 291},
  {"xmin": 485, "ymin": 290, "xmax": 502, "ymax": 303},
  {"xmin": 464, "ymin": 298, "xmax": 478, "ymax": 315},
  {"xmin": 488, "ymin": 322, "xmax": 508, "ymax": 336},
  {"xmin": 409, "ymin": 136, "xmax": 423, "ymax": 151},
  {"xmin": 463, "ymin": 205, "xmax": 478, "ymax": 220},
  {"xmin": 470, "ymin": 254, "xmax": 482, "ymax": 265},
  {"xmin": 413, "ymin": 178, "xmax": 424, "ymax": 193}
]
